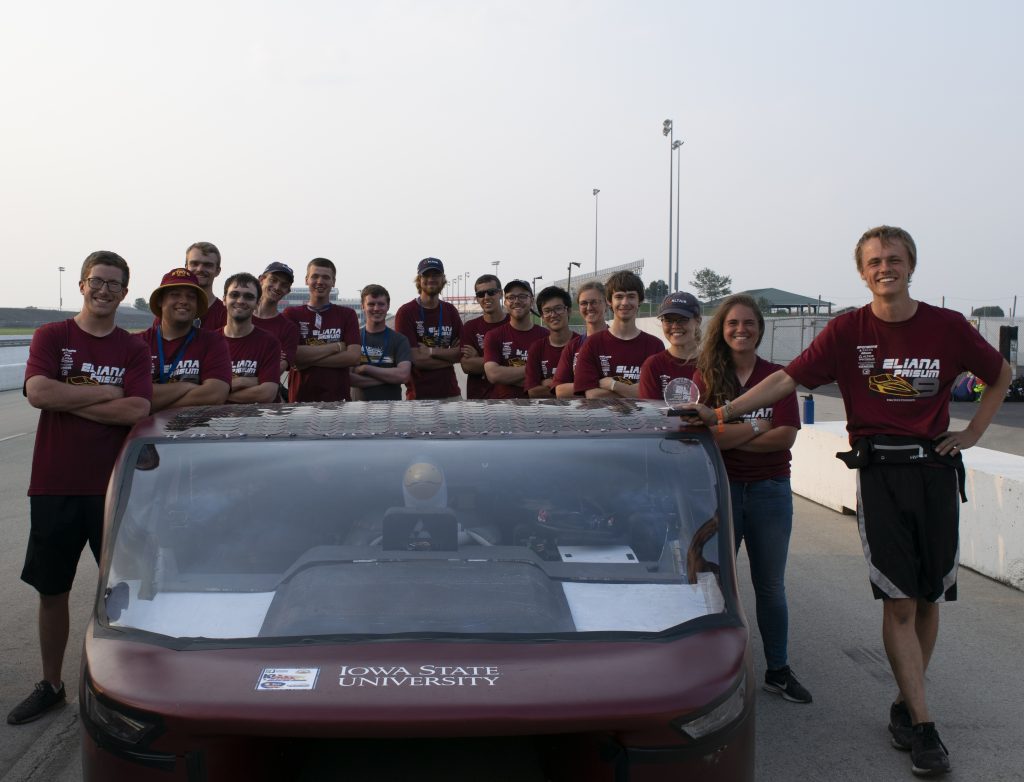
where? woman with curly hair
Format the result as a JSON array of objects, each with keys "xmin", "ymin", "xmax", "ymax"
[{"xmin": 696, "ymin": 294, "xmax": 811, "ymax": 704}]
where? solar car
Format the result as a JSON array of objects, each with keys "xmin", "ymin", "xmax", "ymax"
[{"xmin": 81, "ymin": 400, "xmax": 754, "ymax": 781}]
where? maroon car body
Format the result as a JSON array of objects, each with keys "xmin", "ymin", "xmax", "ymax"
[{"xmin": 81, "ymin": 400, "xmax": 754, "ymax": 781}]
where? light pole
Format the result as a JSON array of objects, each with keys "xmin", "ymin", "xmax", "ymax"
[
  {"xmin": 672, "ymin": 138, "xmax": 684, "ymax": 291},
  {"xmin": 531, "ymin": 276, "xmax": 543, "ymax": 295},
  {"xmin": 566, "ymin": 262, "xmax": 581, "ymax": 298},
  {"xmin": 58, "ymin": 266, "xmax": 65, "ymax": 311},
  {"xmin": 663, "ymin": 119, "xmax": 674, "ymax": 295},
  {"xmin": 592, "ymin": 188, "xmax": 600, "ymax": 276}
]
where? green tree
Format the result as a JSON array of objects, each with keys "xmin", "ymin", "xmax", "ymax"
[
  {"xmin": 971, "ymin": 305, "xmax": 1004, "ymax": 317},
  {"xmin": 645, "ymin": 279, "xmax": 668, "ymax": 304},
  {"xmin": 134, "ymin": 297, "xmax": 149, "ymax": 312},
  {"xmin": 690, "ymin": 268, "xmax": 732, "ymax": 301}
]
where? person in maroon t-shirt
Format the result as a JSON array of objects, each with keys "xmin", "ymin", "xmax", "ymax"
[
  {"xmin": 525, "ymin": 286, "xmax": 573, "ymax": 398},
  {"xmin": 185, "ymin": 241, "xmax": 228, "ymax": 331},
  {"xmin": 282, "ymin": 258, "xmax": 361, "ymax": 402},
  {"xmin": 139, "ymin": 268, "xmax": 231, "ymax": 412},
  {"xmin": 639, "ymin": 291, "xmax": 702, "ymax": 400},
  {"xmin": 693, "ymin": 294, "xmax": 809, "ymax": 707},
  {"xmin": 573, "ymin": 271, "xmax": 663, "ymax": 398},
  {"xmin": 9, "ymin": 251, "xmax": 152, "ymax": 726},
  {"xmin": 483, "ymin": 279, "xmax": 549, "ymax": 399},
  {"xmin": 253, "ymin": 262, "xmax": 300, "ymax": 377},
  {"xmin": 553, "ymin": 281, "xmax": 607, "ymax": 398},
  {"xmin": 460, "ymin": 274, "xmax": 508, "ymax": 399},
  {"xmin": 222, "ymin": 273, "xmax": 282, "ymax": 404},
  {"xmin": 685, "ymin": 227, "xmax": 1011, "ymax": 775},
  {"xmin": 394, "ymin": 257, "xmax": 463, "ymax": 399}
]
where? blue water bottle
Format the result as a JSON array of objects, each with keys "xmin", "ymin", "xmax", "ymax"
[{"xmin": 802, "ymin": 394, "xmax": 815, "ymax": 424}]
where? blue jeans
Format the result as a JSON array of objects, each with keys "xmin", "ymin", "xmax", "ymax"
[{"xmin": 730, "ymin": 477, "xmax": 793, "ymax": 670}]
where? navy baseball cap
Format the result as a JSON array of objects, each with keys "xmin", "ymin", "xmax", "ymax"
[
  {"xmin": 261, "ymin": 262, "xmax": 294, "ymax": 283},
  {"xmin": 503, "ymin": 279, "xmax": 533, "ymax": 294},
  {"xmin": 658, "ymin": 291, "xmax": 702, "ymax": 318},
  {"xmin": 417, "ymin": 257, "xmax": 445, "ymax": 274}
]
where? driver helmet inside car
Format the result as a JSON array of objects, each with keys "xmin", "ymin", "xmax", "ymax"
[{"xmin": 402, "ymin": 457, "xmax": 447, "ymax": 508}]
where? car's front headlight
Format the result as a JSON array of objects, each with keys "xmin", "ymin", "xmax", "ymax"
[
  {"xmin": 671, "ymin": 672, "xmax": 747, "ymax": 740},
  {"xmin": 83, "ymin": 678, "xmax": 160, "ymax": 746}
]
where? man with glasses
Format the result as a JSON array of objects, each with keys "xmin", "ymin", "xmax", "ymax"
[
  {"xmin": 350, "ymin": 284, "xmax": 412, "ymax": 401},
  {"xmin": 525, "ymin": 286, "xmax": 574, "ymax": 398},
  {"xmin": 282, "ymin": 258, "xmax": 361, "ymax": 402},
  {"xmin": 185, "ymin": 241, "xmax": 228, "ymax": 331},
  {"xmin": 554, "ymin": 281, "xmax": 608, "ymax": 398},
  {"xmin": 10, "ymin": 251, "xmax": 152, "ymax": 725},
  {"xmin": 139, "ymin": 268, "xmax": 232, "ymax": 412},
  {"xmin": 222, "ymin": 273, "xmax": 282, "ymax": 404},
  {"xmin": 483, "ymin": 280, "xmax": 548, "ymax": 399},
  {"xmin": 460, "ymin": 274, "xmax": 508, "ymax": 399},
  {"xmin": 253, "ymin": 262, "xmax": 300, "ymax": 378},
  {"xmin": 574, "ymin": 270, "xmax": 663, "ymax": 398},
  {"xmin": 395, "ymin": 258, "xmax": 463, "ymax": 399}
]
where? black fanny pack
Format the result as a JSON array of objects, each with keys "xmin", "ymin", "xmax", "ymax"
[{"xmin": 836, "ymin": 435, "xmax": 967, "ymax": 502}]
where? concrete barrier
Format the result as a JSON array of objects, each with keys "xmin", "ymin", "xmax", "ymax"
[
  {"xmin": 0, "ymin": 344, "xmax": 29, "ymax": 392},
  {"xmin": 791, "ymin": 422, "xmax": 1024, "ymax": 592}
]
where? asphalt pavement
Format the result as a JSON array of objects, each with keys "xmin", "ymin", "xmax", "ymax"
[{"xmin": 1, "ymin": 387, "xmax": 1022, "ymax": 781}]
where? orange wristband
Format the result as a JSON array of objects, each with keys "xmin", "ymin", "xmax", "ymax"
[{"xmin": 715, "ymin": 406, "xmax": 725, "ymax": 433}]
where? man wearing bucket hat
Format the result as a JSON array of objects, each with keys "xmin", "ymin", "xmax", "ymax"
[
  {"xmin": 639, "ymin": 291, "xmax": 702, "ymax": 400},
  {"xmin": 138, "ymin": 268, "xmax": 231, "ymax": 412},
  {"xmin": 395, "ymin": 257, "xmax": 463, "ymax": 399}
]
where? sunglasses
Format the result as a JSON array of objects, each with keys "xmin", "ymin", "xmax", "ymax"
[{"xmin": 475, "ymin": 288, "xmax": 500, "ymax": 298}]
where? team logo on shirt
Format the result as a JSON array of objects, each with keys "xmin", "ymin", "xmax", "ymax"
[
  {"xmin": 418, "ymin": 324, "xmax": 454, "ymax": 348},
  {"xmin": 232, "ymin": 359, "xmax": 259, "ymax": 377},
  {"xmin": 157, "ymin": 359, "xmax": 201, "ymax": 384},
  {"xmin": 866, "ymin": 357, "xmax": 941, "ymax": 398},
  {"xmin": 303, "ymin": 327, "xmax": 342, "ymax": 345},
  {"xmin": 59, "ymin": 348, "xmax": 76, "ymax": 377},
  {"xmin": 596, "ymin": 354, "xmax": 640, "ymax": 383},
  {"xmin": 500, "ymin": 342, "xmax": 528, "ymax": 366}
]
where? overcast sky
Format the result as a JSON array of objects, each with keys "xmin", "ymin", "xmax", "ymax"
[{"xmin": 2, "ymin": 1, "xmax": 1021, "ymax": 317}]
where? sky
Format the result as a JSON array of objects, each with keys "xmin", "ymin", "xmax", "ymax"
[{"xmin": 1, "ymin": 0, "xmax": 1022, "ymax": 317}]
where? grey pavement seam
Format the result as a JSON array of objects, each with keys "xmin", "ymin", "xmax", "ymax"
[{"xmin": 0, "ymin": 701, "xmax": 79, "ymax": 782}]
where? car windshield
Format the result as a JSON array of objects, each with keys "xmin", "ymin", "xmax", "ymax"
[{"xmin": 103, "ymin": 436, "xmax": 729, "ymax": 641}]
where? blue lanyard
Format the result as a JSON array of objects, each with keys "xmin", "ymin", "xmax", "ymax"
[
  {"xmin": 417, "ymin": 300, "xmax": 445, "ymax": 345},
  {"xmin": 361, "ymin": 327, "xmax": 391, "ymax": 367},
  {"xmin": 156, "ymin": 327, "xmax": 195, "ymax": 384}
]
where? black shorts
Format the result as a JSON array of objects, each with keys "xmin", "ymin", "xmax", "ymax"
[
  {"xmin": 856, "ymin": 464, "xmax": 959, "ymax": 603},
  {"xmin": 21, "ymin": 495, "xmax": 104, "ymax": 596}
]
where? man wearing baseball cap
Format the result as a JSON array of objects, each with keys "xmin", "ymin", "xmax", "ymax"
[
  {"xmin": 253, "ymin": 262, "xmax": 301, "ymax": 385},
  {"xmin": 483, "ymin": 279, "xmax": 547, "ymax": 398},
  {"xmin": 394, "ymin": 257, "xmax": 463, "ymax": 399},
  {"xmin": 137, "ymin": 268, "xmax": 231, "ymax": 412},
  {"xmin": 639, "ymin": 291, "xmax": 702, "ymax": 400}
]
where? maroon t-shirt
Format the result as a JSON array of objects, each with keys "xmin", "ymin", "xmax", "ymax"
[
  {"xmin": 695, "ymin": 357, "xmax": 800, "ymax": 482},
  {"xmin": 638, "ymin": 350, "xmax": 697, "ymax": 401},
  {"xmin": 573, "ymin": 329, "xmax": 664, "ymax": 394},
  {"xmin": 394, "ymin": 299, "xmax": 463, "ymax": 399},
  {"xmin": 26, "ymin": 320, "xmax": 152, "ymax": 496},
  {"xmin": 461, "ymin": 314, "xmax": 509, "ymax": 399},
  {"xmin": 225, "ymin": 327, "xmax": 282, "ymax": 390},
  {"xmin": 252, "ymin": 313, "xmax": 300, "ymax": 369},
  {"xmin": 483, "ymin": 322, "xmax": 549, "ymax": 399},
  {"xmin": 552, "ymin": 333, "xmax": 585, "ymax": 391},
  {"xmin": 524, "ymin": 335, "xmax": 570, "ymax": 395},
  {"xmin": 785, "ymin": 302, "xmax": 1005, "ymax": 442},
  {"xmin": 282, "ymin": 304, "xmax": 361, "ymax": 402},
  {"xmin": 139, "ymin": 326, "xmax": 232, "ymax": 387},
  {"xmin": 199, "ymin": 298, "xmax": 227, "ymax": 332}
]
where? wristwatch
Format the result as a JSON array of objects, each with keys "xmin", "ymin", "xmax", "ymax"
[{"xmin": 749, "ymin": 418, "xmax": 762, "ymax": 435}]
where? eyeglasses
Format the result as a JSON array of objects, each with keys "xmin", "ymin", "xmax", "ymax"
[
  {"xmin": 226, "ymin": 291, "xmax": 257, "ymax": 301},
  {"xmin": 541, "ymin": 306, "xmax": 567, "ymax": 317},
  {"xmin": 84, "ymin": 277, "xmax": 124, "ymax": 293},
  {"xmin": 505, "ymin": 293, "xmax": 531, "ymax": 303},
  {"xmin": 578, "ymin": 299, "xmax": 603, "ymax": 309},
  {"xmin": 475, "ymin": 288, "xmax": 500, "ymax": 298}
]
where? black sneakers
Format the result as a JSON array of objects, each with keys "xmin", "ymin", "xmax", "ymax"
[
  {"xmin": 889, "ymin": 700, "xmax": 913, "ymax": 750},
  {"xmin": 762, "ymin": 666, "xmax": 813, "ymax": 703},
  {"xmin": 910, "ymin": 722, "xmax": 951, "ymax": 776},
  {"xmin": 6, "ymin": 680, "xmax": 66, "ymax": 725}
]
